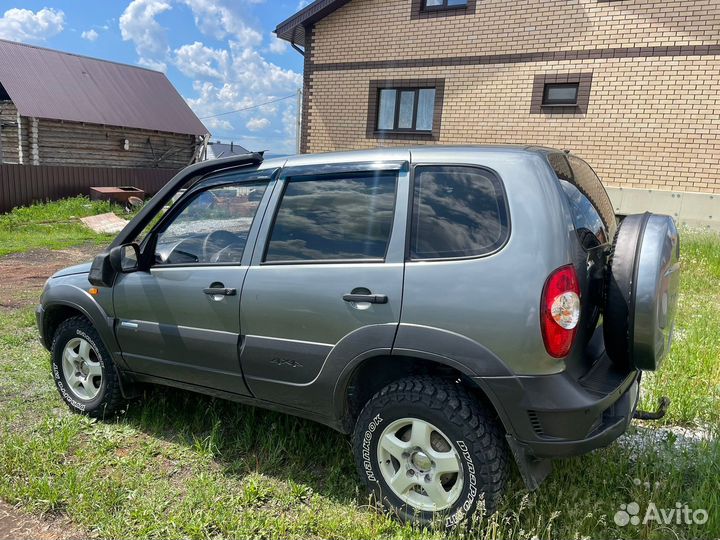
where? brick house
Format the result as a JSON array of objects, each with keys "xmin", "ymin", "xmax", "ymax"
[{"xmin": 276, "ymin": 0, "xmax": 719, "ymax": 224}]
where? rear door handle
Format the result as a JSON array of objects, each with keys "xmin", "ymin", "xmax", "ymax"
[
  {"xmin": 342, "ymin": 293, "xmax": 388, "ymax": 304},
  {"xmin": 203, "ymin": 287, "xmax": 237, "ymax": 296}
]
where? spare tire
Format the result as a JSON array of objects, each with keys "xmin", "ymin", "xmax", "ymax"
[{"xmin": 604, "ymin": 213, "xmax": 680, "ymax": 371}]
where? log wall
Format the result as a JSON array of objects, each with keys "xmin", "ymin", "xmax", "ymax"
[{"xmin": 0, "ymin": 100, "xmax": 201, "ymax": 169}]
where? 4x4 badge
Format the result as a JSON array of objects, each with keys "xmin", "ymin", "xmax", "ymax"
[{"xmin": 270, "ymin": 357, "xmax": 303, "ymax": 368}]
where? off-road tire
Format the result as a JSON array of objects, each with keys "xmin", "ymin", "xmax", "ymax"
[
  {"xmin": 50, "ymin": 316, "xmax": 126, "ymax": 418},
  {"xmin": 352, "ymin": 377, "xmax": 508, "ymax": 527}
]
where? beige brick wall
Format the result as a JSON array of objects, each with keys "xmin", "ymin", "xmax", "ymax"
[
  {"xmin": 302, "ymin": 0, "xmax": 720, "ymax": 193},
  {"xmin": 313, "ymin": 0, "xmax": 720, "ymax": 62}
]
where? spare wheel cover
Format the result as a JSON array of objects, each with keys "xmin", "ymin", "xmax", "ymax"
[{"xmin": 604, "ymin": 213, "xmax": 680, "ymax": 370}]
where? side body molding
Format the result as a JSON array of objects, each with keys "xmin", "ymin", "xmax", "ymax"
[{"xmin": 248, "ymin": 323, "xmax": 397, "ymax": 419}]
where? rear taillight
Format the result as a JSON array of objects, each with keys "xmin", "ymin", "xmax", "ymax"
[{"xmin": 541, "ymin": 265, "xmax": 581, "ymax": 358}]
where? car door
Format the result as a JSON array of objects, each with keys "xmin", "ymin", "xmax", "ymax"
[
  {"xmin": 112, "ymin": 168, "xmax": 277, "ymax": 395},
  {"xmin": 239, "ymin": 160, "xmax": 409, "ymax": 410}
]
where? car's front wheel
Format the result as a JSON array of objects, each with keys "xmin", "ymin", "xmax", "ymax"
[
  {"xmin": 51, "ymin": 316, "xmax": 126, "ymax": 418},
  {"xmin": 352, "ymin": 377, "xmax": 508, "ymax": 527}
]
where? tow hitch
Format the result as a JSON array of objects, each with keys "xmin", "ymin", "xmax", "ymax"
[{"xmin": 633, "ymin": 396, "xmax": 671, "ymax": 420}]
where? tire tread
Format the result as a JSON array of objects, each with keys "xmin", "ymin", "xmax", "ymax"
[
  {"xmin": 51, "ymin": 315, "xmax": 126, "ymax": 418},
  {"xmin": 353, "ymin": 376, "xmax": 509, "ymax": 522}
]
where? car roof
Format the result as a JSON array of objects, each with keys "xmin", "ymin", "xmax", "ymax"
[{"xmin": 260, "ymin": 145, "xmax": 560, "ymax": 170}]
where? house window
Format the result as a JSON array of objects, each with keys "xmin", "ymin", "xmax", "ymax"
[
  {"xmin": 368, "ymin": 79, "xmax": 445, "ymax": 140},
  {"xmin": 411, "ymin": 0, "xmax": 476, "ymax": 19},
  {"xmin": 530, "ymin": 73, "xmax": 593, "ymax": 114},
  {"xmin": 377, "ymin": 88, "xmax": 436, "ymax": 132},
  {"xmin": 423, "ymin": 0, "xmax": 468, "ymax": 9},
  {"xmin": 542, "ymin": 83, "xmax": 579, "ymax": 106}
]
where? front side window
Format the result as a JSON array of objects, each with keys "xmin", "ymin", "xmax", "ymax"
[
  {"xmin": 377, "ymin": 88, "xmax": 436, "ymax": 132},
  {"xmin": 154, "ymin": 181, "xmax": 268, "ymax": 265},
  {"xmin": 410, "ymin": 166, "xmax": 509, "ymax": 260},
  {"xmin": 265, "ymin": 172, "xmax": 397, "ymax": 262},
  {"xmin": 424, "ymin": 0, "xmax": 468, "ymax": 8}
]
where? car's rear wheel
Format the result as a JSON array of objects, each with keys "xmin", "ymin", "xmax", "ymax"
[
  {"xmin": 352, "ymin": 377, "xmax": 508, "ymax": 527},
  {"xmin": 51, "ymin": 316, "xmax": 126, "ymax": 418}
]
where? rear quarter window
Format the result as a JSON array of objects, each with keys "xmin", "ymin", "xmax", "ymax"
[{"xmin": 410, "ymin": 165, "xmax": 509, "ymax": 260}]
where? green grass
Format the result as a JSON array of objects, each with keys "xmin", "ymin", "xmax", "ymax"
[
  {"xmin": 0, "ymin": 221, "xmax": 717, "ymax": 538},
  {"xmin": 639, "ymin": 232, "xmax": 720, "ymax": 427},
  {"xmin": 0, "ymin": 196, "xmax": 131, "ymax": 256}
]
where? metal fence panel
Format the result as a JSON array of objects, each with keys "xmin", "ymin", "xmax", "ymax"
[{"xmin": 0, "ymin": 164, "xmax": 178, "ymax": 213}]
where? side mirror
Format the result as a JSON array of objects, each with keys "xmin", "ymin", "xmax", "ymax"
[
  {"xmin": 109, "ymin": 243, "xmax": 140, "ymax": 274},
  {"xmin": 88, "ymin": 243, "xmax": 140, "ymax": 288}
]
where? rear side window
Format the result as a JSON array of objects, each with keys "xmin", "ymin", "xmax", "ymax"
[
  {"xmin": 410, "ymin": 165, "xmax": 509, "ymax": 260},
  {"xmin": 264, "ymin": 171, "xmax": 396, "ymax": 262},
  {"xmin": 547, "ymin": 153, "xmax": 616, "ymax": 246}
]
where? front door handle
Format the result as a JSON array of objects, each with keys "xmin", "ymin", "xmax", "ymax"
[
  {"xmin": 342, "ymin": 293, "xmax": 388, "ymax": 304},
  {"xmin": 203, "ymin": 287, "xmax": 237, "ymax": 296}
]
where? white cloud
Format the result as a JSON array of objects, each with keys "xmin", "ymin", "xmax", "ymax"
[
  {"xmin": 181, "ymin": 0, "xmax": 262, "ymax": 46},
  {"xmin": 246, "ymin": 117, "xmax": 270, "ymax": 131},
  {"xmin": 138, "ymin": 56, "xmax": 168, "ymax": 72},
  {"xmin": 116, "ymin": 0, "xmax": 300, "ymax": 152},
  {"xmin": 0, "ymin": 7, "xmax": 64, "ymax": 42},
  {"xmin": 81, "ymin": 29, "xmax": 99, "ymax": 41},
  {"xmin": 119, "ymin": 0, "xmax": 171, "ymax": 57},
  {"xmin": 174, "ymin": 41, "xmax": 229, "ymax": 79},
  {"xmin": 180, "ymin": 40, "xmax": 301, "ymax": 153},
  {"xmin": 268, "ymin": 34, "xmax": 288, "ymax": 54}
]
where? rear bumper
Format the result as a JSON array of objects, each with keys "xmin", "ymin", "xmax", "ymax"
[{"xmin": 479, "ymin": 351, "xmax": 639, "ymax": 459}]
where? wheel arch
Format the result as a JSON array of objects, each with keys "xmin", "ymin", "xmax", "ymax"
[
  {"xmin": 43, "ymin": 303, "xmax": 87, "ymax": 347},
  {"xmin": 334, "ymin": 351, "xmax": 507, "ymax": 434},
  {"xmin": 41, "ymin": 283, "xmax": 120, "ymax": 361}
]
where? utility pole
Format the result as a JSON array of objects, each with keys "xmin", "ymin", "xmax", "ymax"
[{"xmin": 296, "ymin": 87, "xmax": 303, "ymax": 154}]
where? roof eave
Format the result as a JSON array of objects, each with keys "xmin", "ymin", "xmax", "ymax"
[{"xmin": 274, "ymin": 0, "xmax": 351, "ymax": 43}]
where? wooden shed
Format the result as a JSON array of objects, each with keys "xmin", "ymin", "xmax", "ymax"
[{"xmin": 0, "ymin": 39, "xmax": 208, "ymax": 169}]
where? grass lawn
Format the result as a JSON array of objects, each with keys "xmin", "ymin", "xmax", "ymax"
[
  {"xmin": 0, "ymin": 196, "xmax": 131, "ymax": 256},
  {"xmin": 0, "ymin": 199, "xmax": 717, "ymax": 539}
]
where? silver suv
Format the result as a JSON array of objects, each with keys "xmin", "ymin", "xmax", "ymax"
[{"xmin": 37, "ymin": 146, "xmax": 680, "ymax": 526}]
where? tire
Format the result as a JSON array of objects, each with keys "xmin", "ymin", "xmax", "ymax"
[
  {"xmin": 50, "ymin": 316, "xmax": 126, "ymax": 418},
  {"xmin": 604, "ymin": 213, "xmax": 681, "ymax": 371},
  {"xmin": 352, "ymin": 377, "xmax": 508, "ymax": 527},
  {"xmin": 604, "ymin": 218, "xmax": 635, "ymax": 370}
]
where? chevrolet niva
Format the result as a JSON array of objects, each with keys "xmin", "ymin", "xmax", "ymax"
[{"xmin": 37, "ymin": 146, "xmax": 680, "ymax": 525}]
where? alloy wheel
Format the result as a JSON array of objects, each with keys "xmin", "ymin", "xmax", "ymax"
[
  {"xmin": 376, "ymin": 417, "xmax": 463, "ymax": 512},
  {"xmin": 61, "ymin": 337, "xmax": 103, "ymax": 400}
]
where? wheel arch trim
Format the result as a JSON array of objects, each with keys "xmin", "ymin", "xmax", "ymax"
[
  {"xmin": 41, "ymin": 285, "xmax": 120, "ymax": 365},
  {"xmin": 332, "ymin": 324, "xmax": 517, "ymax": 432}
]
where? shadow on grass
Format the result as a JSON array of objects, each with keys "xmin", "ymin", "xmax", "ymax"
[
  {"xmin": 120, "ymin": 385, "xmax": 362, "ymax": 504},
  {"xmin": 90, "ymin": 381, "xmax": 719, "ymax": 538}
]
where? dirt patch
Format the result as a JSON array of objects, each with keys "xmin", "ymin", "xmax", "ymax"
[
  {"xmin": 0, "ymin": 501, "xmax": 85, "ymax": 540},
  {"xmin": 0, "ymin": 245, "xmax": 99, "ymax": 309}
]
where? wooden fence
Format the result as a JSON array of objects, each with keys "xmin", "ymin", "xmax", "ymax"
[{"xmin": 0, "ymin": 164, "xmax": 179, "ymax": 213}]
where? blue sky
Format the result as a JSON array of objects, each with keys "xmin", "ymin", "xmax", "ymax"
[{"xmin": 0, "ymin": 0, "xmax": 308, "ymax": 153}]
